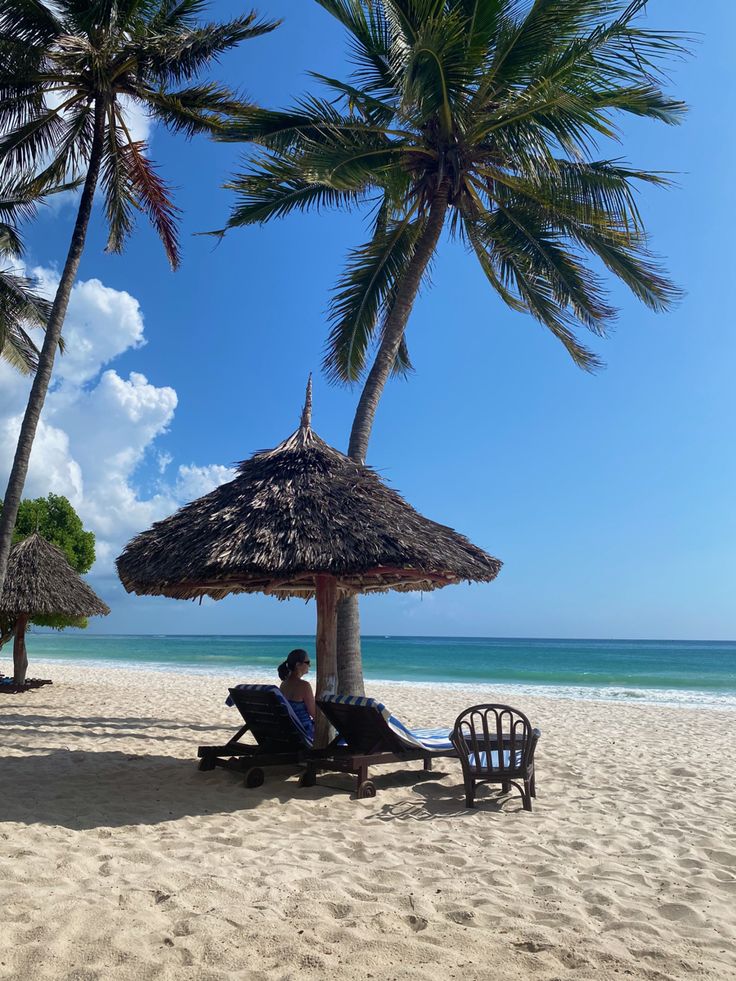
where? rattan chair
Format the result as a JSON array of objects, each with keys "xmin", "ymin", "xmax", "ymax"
[{"xmin": 451, "ymin": 704, "xmax": 540, "ymax": 811}]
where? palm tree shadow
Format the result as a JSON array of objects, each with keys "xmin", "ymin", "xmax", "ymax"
[{"xmin": 0, "ymin": 712, "xmax": 227, "ymax": 734}]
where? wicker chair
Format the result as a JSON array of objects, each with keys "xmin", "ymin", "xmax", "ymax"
[{"xmin": 451, "ymin": 704, "xmax": 540, "ymax": 811}]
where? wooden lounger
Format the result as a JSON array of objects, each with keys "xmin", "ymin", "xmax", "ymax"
[
  {"xmin": 0, "ymin": 676, "xmax": 53, "ymax": 694},
  {"xmin": 300, "ymin": 695, "xmax": 456, "ymax": 798},
  {"xmin": 197, "ymin": 684, "xmax": 312, "ymax": 787}
]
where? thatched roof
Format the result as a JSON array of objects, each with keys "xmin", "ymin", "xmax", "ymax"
[
  {"xmin": 116, "ymin": 392, "xmax": 501, "ymax": 601},
  {"xmin": 0, "ymin": 533, "xmax": 110, "ymax": 618}
]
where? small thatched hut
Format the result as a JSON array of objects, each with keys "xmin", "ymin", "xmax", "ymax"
[
  {"xmin": 117, "ymin": 382, "xmax": 501, "ymax": 742},
  {"xmin": 0, "ymin": 533, "xmax": 110, "ymax": 685}
]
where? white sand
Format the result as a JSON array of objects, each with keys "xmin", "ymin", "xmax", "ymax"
[{"xmin": 1, "ymin": 661, "xmax": 735, "ymax": 981}]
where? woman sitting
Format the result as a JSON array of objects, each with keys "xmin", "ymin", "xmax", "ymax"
[{"xmin": 278, "ymin": 648, "xmax": 316, "ymax": 741}]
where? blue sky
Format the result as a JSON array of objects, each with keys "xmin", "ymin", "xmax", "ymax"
[{"xmin": 6, "ymin": 0, "xmax": 736, "ymax": 639}]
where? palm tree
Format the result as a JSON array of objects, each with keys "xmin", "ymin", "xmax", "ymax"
[
  {"xmin": 220, "ymin": 0, "xmax": 688, "ymax": 693},
  {"xmin": 0, "ymin": 176, "xmax": 56, "ymax": 374},
  {"xmin": 0, "ymin": 0, "xmax": 278, "ymax": 591}
]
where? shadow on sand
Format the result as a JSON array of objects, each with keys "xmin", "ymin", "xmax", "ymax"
[
  {"xmin": 363, "ymin": 778, "xmax": 525, "ymax": 822},
  {"xmin": 0, "ymin": 707, "xmax": 305, "ymax": 830},
  {"xmin": 0, "ymin": 712, "xmax": 510, "ymax": 829}
]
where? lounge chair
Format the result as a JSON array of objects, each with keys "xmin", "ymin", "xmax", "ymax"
[
  {"xmin": 451, "ymin": 704, "xmax": 540, "ymax": 811},
  {"xmin": 197, "ymin": 684, "xmax": 313, "ymax": 787},
  {"xmin": 299, "ymin": 694, "xmax": 456, "ymax": 798},
  {"xmin": 0, "ymin": 675, "xmax": 52, "ymax": 694}
]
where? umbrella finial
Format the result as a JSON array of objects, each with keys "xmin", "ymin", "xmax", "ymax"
[{"xmin": 300, "ymin": 374, "xmax": 313, "ymax": 430}]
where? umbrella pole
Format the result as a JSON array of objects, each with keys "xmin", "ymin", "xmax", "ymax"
[
  {"xmin": 314, "ymin": 574, "xmax": 338, "ymax": 747},
  {"xmin": 13, "ymin": 613, "xmax": 29, "ymax": 686}
]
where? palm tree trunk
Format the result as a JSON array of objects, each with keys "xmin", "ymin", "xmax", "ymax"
[
  {"xmin": 12, "ymin": 613, "xmax": 28, "ymax": 685},
  {"xmin": 336, "ymin": 592, "xmax": 363, "ymax": 695},
  {"xmin": 336, "ymin": 182, "xmax": 450, "ymax": 695},
  {"xmin": 0, "ymin": 101, "xmax": 106, "ymax": 593}
]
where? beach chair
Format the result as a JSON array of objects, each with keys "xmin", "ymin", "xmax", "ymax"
[
  {"xmin": 197, "ymin": 684, "xmax": 313, "ymax": 787},
  {"xmin": 299, "ymin": 694, "xmax": 456, "ymax": 799},
  {"xmin": 451, "ymin": 704, "xmax": 540, "ymax": 811},
  {"xmin": 0, "ymin": 675, "xmax": 53, "ymax": 694}
]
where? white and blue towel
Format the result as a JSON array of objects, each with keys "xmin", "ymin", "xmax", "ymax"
[
  {"xmin": 468, "ymin": 750, "xmax": 524, "ymax": 769},
  {"xmin": 320, "ymin": 694, "xmax": 454, "ymax": 752}
]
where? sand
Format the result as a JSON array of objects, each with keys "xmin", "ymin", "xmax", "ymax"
[{"xmin": 1, "ymin": 661, "xmax": 735, "ymax": 981}]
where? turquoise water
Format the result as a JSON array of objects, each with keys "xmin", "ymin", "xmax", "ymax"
[{"xmin": 14, "ymin": 633, "xmax": 736, "ymax": 709}]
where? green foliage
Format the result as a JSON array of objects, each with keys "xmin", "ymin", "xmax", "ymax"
[
  {"xmin": 0, "ymin": 493, "xmax": 95, "ymax": 634},
  {"xmin": 0, "ymin": 0, "xmax": 279, "ymax": 270},
  {"xmin": 220, "ymin": 0, "xmax": 689, "ymax": 376}
]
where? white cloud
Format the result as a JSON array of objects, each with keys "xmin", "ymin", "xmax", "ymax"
[
  {"xmin": 0, "ymin": 269, "xmax": 231, "ymax": 581},
  {"xmin": 174, "ymin": 464, "xmax": 235, "ymax": 500},
  {"xmin": 157, "ymin": 451, "xmax": 173, "ymax": 474},
  {"xmin": 0, "ymin": 413, "xmax": 84, "ymax": 505},
  {"xmin": 32, "ymin": 269, "xmax": 146, "ymax": 384}
]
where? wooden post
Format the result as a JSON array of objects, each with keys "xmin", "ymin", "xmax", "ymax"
[
  {"xmin": 314, "ymin": 574, "xmax": 338, "ymax": 748},
  {"xmin": 13, "ymin": 613, "xmax": 29, "ymax": 686}
]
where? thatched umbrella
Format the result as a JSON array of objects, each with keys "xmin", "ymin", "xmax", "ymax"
[
  {"xmin": 117, "ymin": 381, "xmax": 502, "ymax": 743},
  {"xmin": 0, "ymin": 532, "xmax": 110, "ymax": 685}
]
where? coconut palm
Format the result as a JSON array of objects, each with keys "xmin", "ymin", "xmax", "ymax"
[
  {"xmin": 0, "ymin": 176, "xmax": 56, "ymax": 374},
  {"xmin": 0, "ymin": 0, "xmax": 278, "ymax": 590},
  {"xmin": 219, "ymin": 0, "xmax": 688, "ymax": 694}
]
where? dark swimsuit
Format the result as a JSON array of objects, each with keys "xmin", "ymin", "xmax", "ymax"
[{"xmin": 288, "ymin": 699, "xmax": 314, "ymax": 741}]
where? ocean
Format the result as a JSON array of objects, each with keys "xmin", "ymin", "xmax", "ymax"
[{"xmin": 14, "ymin": 634, "xmax": 736, "ymax": 709}]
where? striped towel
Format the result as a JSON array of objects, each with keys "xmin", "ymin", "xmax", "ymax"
[
  {"xmin": 468, "ymin": 750, "xmax": 523, "ymax": 769},
  {"xmin": 321, "ymin": 694, "xmax": 454, "ymax": 752}
]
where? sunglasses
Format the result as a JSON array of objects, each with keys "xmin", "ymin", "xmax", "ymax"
[{"xmin": 300, "ymin": 659, "xmax": 311, "ymax": 666}]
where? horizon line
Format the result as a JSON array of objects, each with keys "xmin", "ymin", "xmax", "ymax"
[{"xmin": 30, "ymin": 632, "xmax": 736, "ymax": 644}]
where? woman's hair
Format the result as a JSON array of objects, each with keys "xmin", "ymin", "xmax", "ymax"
[{"xmin": 277, "ymin": 648, "xmax": 309, "ymax": 682}]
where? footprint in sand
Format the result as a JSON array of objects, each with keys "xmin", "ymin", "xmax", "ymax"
[
  {"xmin": 327, "ymin": 902, "xmax": 353, "ymax": 920},
  {"xmin": 445, "ymin": 909, "xmax": 476, "ymax": 925},
  {"xmin": 513, "ymin": 941, "xmax": 553, "ymax": 953},
  {"xmin": 656, "ymin": 903, "xmax": 705, "ymax": 925},
  {"xmin": 704, "ymin": 849, "xmax": 736, "ymax": 868}
]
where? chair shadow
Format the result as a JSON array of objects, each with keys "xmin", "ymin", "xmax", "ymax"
[{"xmin": 363, "ymin": 779, "xmax": 522, "ymax": 822}]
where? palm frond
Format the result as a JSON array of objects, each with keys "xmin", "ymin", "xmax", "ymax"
[
  {"xmin": 324, "ymin": 209, "xmax": 425, "ymax": 383},
  {"xmin": 221, "ymin": 0, "xmax": 689, "ymax": 376},
  {"xmin": 572, "ymin": 224, "xmax": 682, "ymax": 312},
  {"xmin": 101, "ymin": 109, "xmax": 136, "ymax": 256},
  {"xmin": 0, "ymin": 103, "xmax": 71, "ymax": 173},
  {"xmin": 315, "ymin": 0, "xmax": 395, "ymax": 96},
  {"xmin": 224, "ymin": 156, "xmax": 370, "ymax": 229},
  {"xmin": 137, "ymin": 12, "xmax": 278, "ymax": 85},
  {"xmin": 485, "ymin": 203, "xmax": 616, "ymax": 331},
  {"xmin": 117, "ymin": 136, "xmax": 181, "ymax": 268},
  {"xmin": 0, "ymin": 0, "xmax": 63, "ymax": 47},
  {"xmin": 308, "ymin": 72, "xmax": 395, "ymax": 127},
  {"xmin": 0, "ymin": 265, "xmax": 55, "ymax": 374},
  {"xmin": 217, "ymin": 96, "xmax": 407, "ymax": 151},
  {"xmin": 25, "ymin": 102, "xmax": 93, "ymax": 192},
  {"xmin": 141, "ymin": 83, "xmax": 251, "ymax": 137}
]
